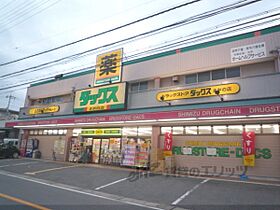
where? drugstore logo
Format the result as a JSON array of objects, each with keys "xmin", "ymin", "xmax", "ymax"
[
  {"xmin": 28, "ymin": 105, "xmax": 60, "ymax": 115},
  {"xmin": 157, "ymin": 83, "xmax": 240, "ymax": 101}
]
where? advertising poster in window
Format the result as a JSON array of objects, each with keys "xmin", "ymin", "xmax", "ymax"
[
  {"xmin": 73, "ymin": 82, "xmax": 127, "ymax": 113},
  {"xmin": 122, "ymin": 139, "xmax": 136, "ymax": 166},
  {"xmin": 94, "ymin": 48, "xmax": 123, "ymax": 86},
  {"xmin": 54, "ymin": 139, "xmax": 65, "ymax": 155},
  {"xmin": 135, "ymin": 139, "xmax": 150, "ymax": 168},
  {"xmin": 242, "ymin": 131, "xmax": 255, "ymax": 167}
]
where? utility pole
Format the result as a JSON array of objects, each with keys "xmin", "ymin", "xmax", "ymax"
[{"xmin": 6, "ymin": 94, "xmax": 16, "ymax": 116}]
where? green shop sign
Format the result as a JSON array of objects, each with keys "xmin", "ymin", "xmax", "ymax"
[
  {"xmin": 81, "ymin": 128, "xmax": 122, "ymax": 136},
  {"xmin": 74, "ymin": 83, "xmax": 127, "ymax": 113},
  {"xmin": 172, "ymin": 146, "xmax": 272, "ymax": 159}
]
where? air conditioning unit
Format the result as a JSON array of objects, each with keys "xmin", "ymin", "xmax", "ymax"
[{"xmin": 172, "ymin": 76, "xmax": 179, "ymax": 82}]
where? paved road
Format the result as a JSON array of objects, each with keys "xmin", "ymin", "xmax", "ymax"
[{"xmin": 0, "ymin": 158, "xmax": 280, "ymax": 210}]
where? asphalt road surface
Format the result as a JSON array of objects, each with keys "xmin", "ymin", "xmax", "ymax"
[{"xmin": 0, "ymin": 158, "xmax": 280, "ymax": 210}]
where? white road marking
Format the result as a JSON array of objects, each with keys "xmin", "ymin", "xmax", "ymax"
[
  {"xmin": 175, "ymin": 174, "xmax": 280, "ymax": 187},
  {"xmin": 0, "ymin": 171, "xmax": 164, "ymax": 210},
  {"xmin": 172, "ymin": 179, "xmax": 209, "ymax": 205},
  {"xmin": 24, "ymin": 165, "xmax": 79, "ymax": 175},
  {"xmin": 13, "ymin": 162, "xmax": 38, "ymax": 166},
  {"xmin": 0, "ymin": 162, "xmax": 37, "ymax": 168},
  {"xmin": 95, "ymin": 177, "xmax": 129, "ymax": 190},
  {"xmin": 0, "ymin": 165, "xmax": 10, "ymax": 168}
]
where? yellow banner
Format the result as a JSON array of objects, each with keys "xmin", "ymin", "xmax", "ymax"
[
  {"xmin": 157, "ymin": 83, "xmax": 240, "ymax": 101},
  {"xmin": 94, "ymin": 48, "xmax": 123, "ymax": 86},
  {"xmin": 74, "ymin": 83, "xmax": 126, "ymax": 113},
  {"xmin": 28, "ymin": 105, "xmax": 60, "ymax": 115},
  {"xmin": 243, "ymin": 154, "xmax": 255, "ymax": 166},
  {"xmin": 81, "ymin": 128, "xmax": 122, "ymax": 136},
  {"xmin": 186, "ymin": 141, "xmax": 241, "ymax": 147}
]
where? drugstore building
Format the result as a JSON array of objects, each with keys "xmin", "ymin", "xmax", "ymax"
[{"xmin": 6, "ymin": 25, "xmax": 280, "ymax": 179}]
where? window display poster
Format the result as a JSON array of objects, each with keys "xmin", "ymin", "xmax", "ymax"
[
  {"xmin": 122, "ymin": 140, "xmax": 136, "ymax": 166},
  {"xmin": 54, "ymin": 139, "xmax": 65, "ymax": 155}
]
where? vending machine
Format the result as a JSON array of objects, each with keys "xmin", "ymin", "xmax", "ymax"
[{"xmin": 25, "ymin": 139, "xmax": 39, "ymax": 158}]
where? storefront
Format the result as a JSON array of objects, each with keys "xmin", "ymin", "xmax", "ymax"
[
  {"xmin": 68, "ymin": 127, "xmax": 151, "ymax": 168},
  {"xmin": 5, "ymin": 25, "xmax": 280, "ymax": 179},
  {"xmin": 159, "ymin": 123, "xmax": 280, "ymax": 179}
]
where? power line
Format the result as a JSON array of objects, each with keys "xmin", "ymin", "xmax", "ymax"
[
  {"xmin": 0, "ymin": 0, "xmax": 52, "ymax": 25},
  {"xmin": 0, "ymin": 0, "xmax": 202, "ymax": 66},
  {"xmin": 0, "ymin": 19, "xmax": 277, "ymax": 92},
  {"xmin": 0, "ymin": 0, "xmax": 62, "ymax": 35},
  {"xmin": 0, "ymin": 0, "xmax": 261, "ymax": 79}
]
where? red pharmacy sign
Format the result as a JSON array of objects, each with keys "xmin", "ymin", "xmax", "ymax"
[
  {"xmin": 164, "ymin": 132, "xmax": 173, "ymax": 156},
  {"xmin": 242, "ymin": 131, "xmax": 255, "ymax": 167}
]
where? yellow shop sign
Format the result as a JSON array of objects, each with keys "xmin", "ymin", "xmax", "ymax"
[
  {"xmin": 73, "ymin": 82, "xmax": 127, "ymax": 113},
  {"xmin": 94, "ymin": 48, "xmax": 123, "ymax": 86},
  {"xmin": 28, "ymin": 105, "xmax": 60, "ymax": 115},
  {"xmin": 156, "ymin": 83, "xmax": 240, "ymax": 101}
]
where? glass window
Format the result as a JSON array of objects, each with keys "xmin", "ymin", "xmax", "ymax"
[
  {"xmin": 29, "ymin": 130, "xmax": 34, "ymax": 135},
  {"xmin": 34, "ymin": 130, "xmax": 38, "ymax": 135},
  {"xmin": 212, "ymin": 69, "xmax": 225, "ymax": 80},
  {"xmin": 198, "ymin": 126, "xmax": 212, "ymax": 134},
  {"xmin": 185, "ymin": 74, "xmax": 197, "ymax": 84},
  {"xmin": 123, "ymin": 127, "xmax": 137, "ymax": 136},
  {"xmin": 185, "ymin": 126, "xmax": 197, "ymax": 135},
  {"xmin": 245, "ymin": 124, "xmax": 261, "ymax": 134},
  {"xmin": 43, "ymin": 130, "xmax": 48, "ymax": 135},
  {"xmin": 130, "ymin": 83, "xmax": 138, "ymax": 92},
  {"xmin": 213, "ymin": 126, "xmax": 227, "ymax": 134},
  {"xmin": 139, "ymin": 81, "xmax": 148, "ymax": 91},
  {"xmin": 52, "ymin": 130, "xmax": 58, "ymax": 135},
  {"xmin": 138, "ymin": 127, "xmax": 152, "ymax": 136},
  {"xmin": 172, "ymin": 127, "xmax": 184, "ymax": 135},
  {"xmin": 48, "ymin": 130, "xmax": 53, "ymax": 135},
  {"xmin": 226, "ymin": 67, "xmax": 240, "ymax": 78},
  {"xmin": 198, "ymin": 72, "xmax": 210, "ymax": 82},
  {"xmin": 161, "ymin": 127, "xmax": 171, "ymax": 134},
  {"xmin": 262, "ymin": 124, "xmax": 279, "ymax": 134},
  {"xmin": 38, "ymin": 130, "xmax": 43, "ymax": 135},
  {"xmin": 63, "ymin": 129, "xmax": 67, "ymax": 135},
  {"xmin": 228, "ymin": 125, "xmax": 243, "ymax": 134}
]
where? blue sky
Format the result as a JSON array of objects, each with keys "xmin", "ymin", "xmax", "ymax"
[{"xmin": 0, "ymin": 0, "xmax": 279, "ymax": 111}]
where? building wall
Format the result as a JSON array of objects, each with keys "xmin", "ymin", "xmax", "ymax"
[
  {"xmin": 29, "ymin": 135, "xmax": 67, "ymax": 161},
  {"xmin": 159, "ymin": 135, "xmax": 280, "ymax": 178},
  {"xmin": 123, "ymin": 31, "xmax": 280, "ymax": 80}
]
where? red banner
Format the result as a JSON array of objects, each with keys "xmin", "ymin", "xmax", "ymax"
[
  {"xmin": 242, "ymin": 131, "xmax": 255, "ymax": 166},
  {"xmin": 164, "ymin": 132, "xmax": 173, "ymax": 156}
]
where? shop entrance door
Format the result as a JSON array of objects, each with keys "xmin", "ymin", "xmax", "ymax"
[
  {"xmin": 90, "ymin": 138, "xmax": 122, "ymax": 165},
  {"xmin": 100, "ymin": 139, "xmax": 109, "ymax": 164}
]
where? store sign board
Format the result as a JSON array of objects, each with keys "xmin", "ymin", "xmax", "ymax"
[
  {"xmin": 242, "ymin": 131, "xmax": 256, "ymax": 167},
  {"xmin": 231, "ymin": 42, "xmax": 266, "ymax": 63},
  {"xmin": 81, "ymin": 128, "xmax": 122, "ymax": 136},
  {"xmin": 74, "ymin": 82, "xmax": 126, "ymax": 113},
  {"xmin": 28, "ymin": 105, "xmax": 60, "ymax": 115},
  {"xmin": 6, "ymin": 103, "xmax": 280, "ymax": 127},
  {"xmin": 164, "ymin": 132, "xmax": 173, "ymax": 156},
  {"xmin": 94, "ymin": 48, "xmax": 123, "ymax": 86},
  {"xmin": 156, "ymin": 83, "xmax": 239, "ymax": 101}
]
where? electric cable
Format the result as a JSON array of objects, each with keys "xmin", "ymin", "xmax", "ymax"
[{"xmin": 0, "ymin": 0, "xmax": 261, "ymax": 78}]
